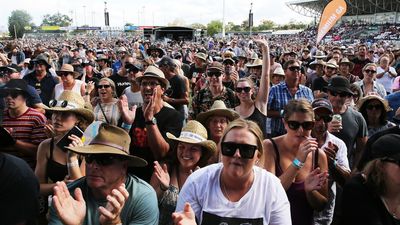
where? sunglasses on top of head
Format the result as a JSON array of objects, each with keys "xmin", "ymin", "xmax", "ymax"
[
  {"xmin": 287, "ymin": 121, "xmax": 315, "ymax": 130},
  {"xmin": 235, "ymin": 87, "xmax": 251, "ymax": 93},
  {"xmin": 85, "ymin": 154, "xmax": 125, "ymax": 166},
  {"xmin": 221, "ymin": 142, "xmax": 258, "ymax": 159}
]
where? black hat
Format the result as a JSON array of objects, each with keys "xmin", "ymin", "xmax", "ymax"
[
  {"xmin": 32, "ymin": 54, "xmax": 51, "ymax": 68},
  {"xmin": 146, "ymin": 45, "xmax": 164, "ymax": 57},
  {"xmin": 324, "ymin": 76, "xmax": 354, "ymax": 96},
  {"xmin": 156, "ymin": 56, "xmax": 176, "ymax": 67},
  {"xmin": 0, "ymin": 65, "xmax": 22, "ymax": 73},
  {"xmin": 0, "ymin": 79, "xmax": 29, "ymax": 97},
  {"xmin": 125, "ymin": 63, "xmax": 143, "ymax": 72},
  {"xmin": 173, "ymin": 52, "xmax": 182, "ymax": 59},
  {"xmin": 312, "ymin": 98, "xmax": 333, "ymax": 114}
]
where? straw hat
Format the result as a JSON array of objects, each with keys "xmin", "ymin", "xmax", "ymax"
[
  {"xmin": 45, "ymin": 91, "xmax": 94, "ymax": 123},
  {"xmin": 309, "ymin": 59, "xmax": 326, "ymax": 70},
  {"xmin": 56, "ymin": 64, "xmax": 80, "ymax": 78},
  {"xmin": 67, "ymin": 123, "xmax": 147, "ymax": 167},
  {"xmin": 246, "ymin": 58, "xmax": 263, "ymax": 68},
  {"xmin": 273, "ymin": 67, "xmax": 285, "ymax": 76},
  {"xmin": 338, "ymin": 57, "xmax": 355, "ymax": 70},
  {"xmin": 325, "ymin": 59, "xmax": 339, "ymax": 69},
  {"xmin": 314, "ymin": 50, "xmax": 327, "ymax": 59},
  {"xmin": 196, "ymin": 100, "xmax": 240, "ymax": 125},
  {"xmin": 356, "ymin": 94, "xmax": 392, "ymax": 112},
  {"xmin": 166, "ymin": 120, "xmax": 217, "ymax": 156},
  {"xmin": 135, "ymin": 65, "xmax": 169, "ymax": 88}
]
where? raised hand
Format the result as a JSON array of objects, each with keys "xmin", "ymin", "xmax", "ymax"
[
  {"xmin": 99, "ymin": 183, "xmax": 130, "ymax": 225},
  {"xmin": 68, "ymin": 134, "xmax": 84, "ymax": 148},
  {"xmin": 323, "ymin": 141, "xmax": 338, "ymax": 162},
  {"xmin": 304, "ymin": 168, "xmax": 328, "ymax": 192},
  {"xmin": 143, "ymin": 88, "xmax": 157, "ymax": 121},
  {"xmin": 296, "ymin": 137, "xmax": 318, "ymax": 163},
  {"xmin": 153, "ymin": 161, "xmax": 170, "ymax": 191},
  {"xmin": 52, "ymin": 181, "xmax": 86, "ymax": 225},
  {"xmin": 172, "ymin": 202, "xmax": 197, "ymax": 225}
]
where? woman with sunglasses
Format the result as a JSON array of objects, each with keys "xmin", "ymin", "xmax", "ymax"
[
  {"xmin": 173, "ymin": 118, "xmax": 291, "ymax": 225},
  {"xmin": 53, "ymin": 64, "xmax": 86, "ymax": 99},
  {"xmin": 341, "ymin": 131, "xmax": 400, "ymax": 225},
  {"xmin": 357, "ymin": 95, "xmax": 395, "ymax": 137},
  {"xmin": 263, "ymin": 99, "xmax": 329, "ymax": 225},
  {"xmin": 150, "ymin": 120, "xmax": 216, "ymax": 225},
  {"xmin": 93, "ymin": 78, "xmax": 121, "ymax": 126},
  {"xmin": 234, "ymin": 38, "xmax": 270, "ymax": 138},
  {"xmin": 354, "ymin": 63, "xmax": 387, "ymax": 98}
]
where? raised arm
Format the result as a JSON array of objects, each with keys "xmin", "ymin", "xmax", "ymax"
[{"xmin": 253, "ymin": 38, "xmax": 270, "ymax": 115}]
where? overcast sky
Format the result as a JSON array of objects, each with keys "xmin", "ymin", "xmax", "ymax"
[{"xmin": 1, "ymin": 0, "xmax": 313, "ymax": 30}]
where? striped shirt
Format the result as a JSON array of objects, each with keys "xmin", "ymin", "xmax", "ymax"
[
  {"xmin": 2, "ymin": 107, "xmax": 47, "ymax": 169},
  {"xmin": 267, "ymin": 82, "xmax": 314, "ymax": 137}
]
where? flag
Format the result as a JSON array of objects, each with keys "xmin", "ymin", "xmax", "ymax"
[{"xmin": 316, "ymin": 0, "xmax": 347, "ymax": 44}]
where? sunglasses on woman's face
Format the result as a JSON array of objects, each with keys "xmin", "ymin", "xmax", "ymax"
[
  {"xmin": 235, "ymin": 87, "xmax": 251, "ymax": 93},
  {"xmin": 287, "ymin": 121, "xmax": 315, "ymax": 130},
  {"xmin": 97, "ymin": 84, "xmax": 111, "ymax": 89},
  {"xmin": 315, "ymin": 114, "xmax": 333, "ymax": 123},
  {"xmin": 364, "ymin": 69, "xmax": 376, "ymax": 74},
  {"xmin": 366, "ymin": 104, "xmax": 381, "ymax": 110},
  {"xmin": 85, "ymin": 154, "xmax": 124, "ymax": 166},
  {"xmin": 221, "ymin": 142, "xmax": 257, "ymax": 159}
]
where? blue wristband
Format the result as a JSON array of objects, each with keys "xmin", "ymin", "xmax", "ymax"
[
  {"xmin": 292, "ymin": 158, "xmax": 304, "ymax": 169},
  {"xmin": 121, "ymin": 122, "xmax": 132, "ymax": 130}
]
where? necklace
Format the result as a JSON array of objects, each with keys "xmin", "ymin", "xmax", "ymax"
[
  {"xmin": 221, "ymin": 178, "xmax": 232, "ymax": 202},
  {"xmin": 381, "ymin": 196, "xmax": 399, "ymax": 219}
]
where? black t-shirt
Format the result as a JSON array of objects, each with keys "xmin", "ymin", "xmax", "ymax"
[
  {"xmin": 109, "ymin": 74, "xmax": 131, "ymax": 97},
  {"xmin": 312, "ymin": 76, "xmax": 329, "ymax": 92},
  {"xmin": 23, "ymin": 71, "xmax": 59, "ymax": 106},
  {"xmin": 187, "ymin": 63, "xmax": 207, "ymax": 80},
  {"xmin": 166, "ymin": 75, "xmax": 187, "ymax": 113},
  {"xmin": 222, "ymin": 80, "xmax": 235, "ymax": 90},
  {"xmin": 128, "ymin": 106, "xmax": 183, "ymax": 182},
  {"xmin": 351, "ymin": 57, "xmax": 372, "ymax": 79},
  {"xmin": 0, "ymin": 153, "xmax": 40, "ymax": 225}
]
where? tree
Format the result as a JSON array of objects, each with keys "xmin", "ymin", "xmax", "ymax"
[
  {"xmin": 8, "ymin": 10, "xmax": 32, "ymax": 38},
  {"xmin": 257, "ymin": 19, "xmax": 275, "ymax": 31},
  {"xmin": 207, "ymin": 20, "xmax": 222, "ymax": 36},
  {"xmin": 41, "ymin": 13, "xmax": 72, "ymax": 27},
  {"xmin": 241, "ymin": 19, "xmax": 249, "ymax": 30},
  {"xmin": 190, "ymin": 23, "xmax": 206, "ymax": 30}
]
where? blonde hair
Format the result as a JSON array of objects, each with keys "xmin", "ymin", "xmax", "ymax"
[
  {"xmin": 99, "ymin": 77, "xmax": 117, "ymax": 98},
  {"xmin": 362, "ymin": 63, "xmax": 377, "ymax": 72}
]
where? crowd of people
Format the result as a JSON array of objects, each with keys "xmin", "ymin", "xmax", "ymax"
[{"xmin": 0, "ymin": 27, "xmax": 400, "ymax": 225}]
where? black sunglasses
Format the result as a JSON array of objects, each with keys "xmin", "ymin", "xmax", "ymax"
[
  {"xmin": 235, "ymin": 87, "xmax": 251, "ymax": 93},
  {"xmin": 329, "ymin": 91, "xmax": 349, "ymax": 98},
  {"xmin": 364, "ymin": 69, "xmax": 376, "ymax": 74},
  {"xmin": 49, "ymin": 99, "xmax": 69, "ymax": 108},
  {"xmin": 287, "ymin": 121, "xmax": 315, "ymax": 130},
  {"xmin": 97, "ymin": 84, "xmax": 111, "ymax": 89},
  {"xmin": 140, "ymin": 81, "xmax": 160, "ymax": 87},
  {"xmin": 366, "ymin": 104, "xmax": 381, "ymax": 110},
  {"xmin": 85, "ymin": 154, "xmax": 125, "ymax": 166},
  {"xmin": 381, "ymin": 158, "xmax": 400, "ymax": 166},
  {"xmin": 5, "ymin": 90, "xmax": 24, "ymax": 99},
  {"xmin": 58, "ymin": 72, "xmax": 71, "ymax": 77},
  {"xmin": 221, "ymin": 142, "xmax": 258, "ymax": 159},
  {"xmin": 207, "ymin": 72, "xmax": 222, "ymax": 78},
  {"xmin": 315, "ymin": 114, "xmax": 333, "ymax": 123},
  {"xmin": 288, "ymin": 66, "xmax": 301, "ymax": 72}
]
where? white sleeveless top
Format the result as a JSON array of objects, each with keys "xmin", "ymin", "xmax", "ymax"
[{"xmin": 54, "ymin": 80, "xmax": 84, "ymax": 99}]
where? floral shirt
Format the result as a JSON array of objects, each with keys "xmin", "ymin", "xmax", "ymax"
[{"xmin": 190, "ymin": 87, "xmax": 236, "ymax": 119}]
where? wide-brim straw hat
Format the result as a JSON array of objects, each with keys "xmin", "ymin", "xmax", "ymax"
[
  {"xmin": 56, "ymin": 64, "xmax": 80, "ymax": 78},
  {"xmin": 67, "ymin": 123, "xmax": 147, "ymax": 167},
  {"xmin": 325, "ymin": 59, "xmax": 339, "ymax": 69},
  {"xmin": 338, "ymin": 57, "xmax": 355, "ymax": 70},
  {"xmin": 196, "ymin": 100, "xmax": 240, "ymax": 125},
  {"xmin": 44, "ymin": 91, "xmax": 94, "ymax": 123},
  {"xmin": 135, "ymin": 65, "xmax": 169, "ymax": 88},
  {"xmin": 273, "ymin": 66, "xmax": 285, "ymax": 76},
  {"xmin": 246, "ymin": 58, "xmax": 263, "ymax": 68},
  {"xmin": 356, "ymin": 94, "xmax": 392, "ymax": 112},
  {"xmin": 314, "ymin": 50, "xmax": 327, "ymax": 59},
  {"xmin": 166, "ymin": 120, "xmax": 216, "ymax": 156},
  {"xmin": 309, "ymin": 59, "xmax": 326, "ymax": 70}
]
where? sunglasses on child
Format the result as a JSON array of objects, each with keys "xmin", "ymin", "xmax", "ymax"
[
  {"xmin": 287, "ymin": 121, "xmax": 315, "ymax": 130},
  {"xmin": 235, "ymin": 87, "xmax": 251, "ymax": 93},
  {"xmin": 221, "ymin": 142, "xmax": 258, "ymax": 159},
  {"xmin": 85, "ymin": 154, "xmax": 125, "ymax": 166}
]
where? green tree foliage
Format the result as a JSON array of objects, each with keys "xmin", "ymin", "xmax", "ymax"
[
  {"xmin": 207, "ymin": 20, "xmax": 222, "ymax": 36},
  {"xmin": 257, "ymin": 20, "xmax": 275, "ymax": 31},
  {"xmin": 190, "ymin": 23, "xmax": 206, "ymax": 30},
  {"xmin": 41, "ymin": 13, "xmax": 72, "ymax": 27},
  {"xmin": 8, "ymin": 10, "xmax": 32, "ymax": 38}
]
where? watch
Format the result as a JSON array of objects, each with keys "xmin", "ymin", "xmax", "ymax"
[{"xmin": 145, "ymin": 117, "xmax": 157, "ymax": 125}]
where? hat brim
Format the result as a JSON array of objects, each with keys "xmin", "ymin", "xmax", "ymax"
[
  {"xmin": 146, "ymin": 48, "xmax": 165, "ymax": 57},
  {"xmin": 356, "ymin": 96, "xmax": 392, "ymax": 112},
  {"xmin": 339, "ymin": 62, "xmax": 355, "ymax": 70},
  {"xmin": 196, "ymin": 108, "xmax": 240, "ymax": 125},
  {"xmin": 45, "ymin": 107, "xmax": 94, "ymax": 124},
  {"xmin": 166, "ymin": 132, "xmax": 217, "ymax": 155},
  {"xmin": 66, "ymin": 144, "xmax": 148, "ymax": 167},
  {"xmin": 32, "ymin": 59, "xmax": 51, "ymax": 68},
  {"xmin": 56, "ymin": 70, "xmax": 80, "ymax": 78},
  {"xmin": 324, "ymin": 86, "xmax": 354, "ymax": 96}
]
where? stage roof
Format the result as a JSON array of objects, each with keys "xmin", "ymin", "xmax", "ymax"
[{"xmin": 286, "ymin": 0, "xmax": 400, "ymax": 17}]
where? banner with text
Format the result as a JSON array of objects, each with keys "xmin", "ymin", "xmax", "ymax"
[{"xmin": 316, "ymin": 0, "xmax": 347, "ymax": 44}]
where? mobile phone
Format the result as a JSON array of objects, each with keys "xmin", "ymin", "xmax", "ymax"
[{"xmin": 56, "ymin": 126, "xmax": 84, "ymax": 151}]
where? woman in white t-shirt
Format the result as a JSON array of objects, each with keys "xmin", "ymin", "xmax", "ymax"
[
  {"xmin": 376, "ymin": 56, "xmax": 397, "ymax": 94},
  {"xmin": 173, "ymin": 118, "xmax": 291, "ymax": 225},
  {"xmin": 54, "ymin": 64, "xmax": 85, "ymax": 99}
]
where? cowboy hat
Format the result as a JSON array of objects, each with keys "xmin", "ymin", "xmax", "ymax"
[
  {"xmin": 309, "ymin": 59, "xmax": 326, "ymax": 70},
  {"xmin": 135, "ymin": 65, "xmax": 169, "ymax": 88},
  {"xmin": 314, "ymin": 50, "xmax": 327, "ymax": 59},
  {"xmin": 324, "ymin": 76, "xmax": 354, "ymax": 96},
  {"xmin": 196, "ymin": 100, "xmax": 240, "ymax": 125},
  {"xmin": 325, "ymin": 59, "xmax": 339, "ymax": 69},
  {"xmin": 246, "ymin": 58, "xmax": 263, "ymax": 68},
  {"xmin": 67, "ymin": 123, "xmax": 147, "ymax": 167},
  {"xmin": 166, "ymin": 120, "xmax": 216, "ymax": 156},
  {"xmin": 356, "ymin": 94, "xmax": 392, "ymax": 112},
  {"xmin": 338, "ymin": 58, "xmax": 355, "ymax": 70},
  {"xmin": 45, "ymin": 91, "xmax": 94, "ymax": 124},
  {"xmin": 272, "ymin": 67, "xmax": 285, "ymax": 76},
  {"xmin": 56, "ymin": 64, "xmax": 80, "ymax": 78}
]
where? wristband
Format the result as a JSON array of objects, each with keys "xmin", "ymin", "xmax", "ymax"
[
  {"xmin": 67, "ymin": 160, "xmax": 79, "ymax": 168},
  {"xmin": 160, "ymin": 184, "xmax": 169, "ymax": 191},
  {"xmin": 121, "ymin": 122, "xmax": 132, "ymax": 130},
  {"xmin": 292, "ymin": 158, "xmax": 304, "ymax": 169}
]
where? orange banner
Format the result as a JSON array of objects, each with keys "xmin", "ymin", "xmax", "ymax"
[{"xmin": 316, "ymin": 0, "xmax": 347, "ymax": 44}]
